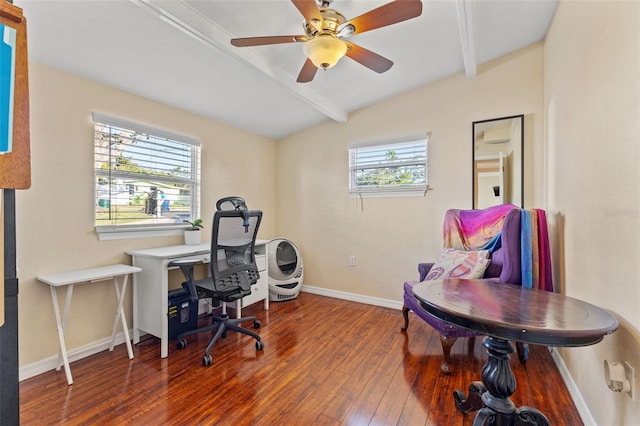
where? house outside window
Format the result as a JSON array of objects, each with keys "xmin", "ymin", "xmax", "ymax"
[
  {"xmin": 348, "ymin": 133, "xmax": 429, "ymax": 197},
  {"xmin": 93, "ymin": 113, "xmax": 200, "ymax": 239}
]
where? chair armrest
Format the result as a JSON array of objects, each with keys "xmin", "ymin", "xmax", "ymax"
[
  {"xmin": 418, "ymin": 263, "xmax": 435, "ymax": 281},
  {"xmin": 168, "ymin": 259, "xmax": 206, "ymax": 276},
  {"xmin": 168, "ymin": 259, "xmax": 206, "ymax": 268},
  {"xmin": 169, "ymin": 259, "xmax": 207, "ymax": 300}
]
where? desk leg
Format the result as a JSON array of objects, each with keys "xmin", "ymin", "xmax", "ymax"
[
  {"xmin": 454, "ymin": 336, "xmax": 550, "ymax": 426},
  {"xmin": 50, "ymin": 285, "xmax": 73, "ymax": 385},
  {"xmin": 132, "ymin": 270, "xmax": 140, "ymax": 345},
  {"xmin": 110, "ymin": 275, "xmax": 134, "ymax": 360},
  {"xmin": 160, "ymin": 260, "xmax": 170, "ymax": 359}
]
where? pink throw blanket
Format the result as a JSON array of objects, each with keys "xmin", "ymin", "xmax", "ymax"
[{"xmin": 443, "ymin": 204, "xmax": 518, "ymax": 251}]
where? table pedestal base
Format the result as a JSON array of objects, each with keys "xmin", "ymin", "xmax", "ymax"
[{"xmin": 453, "ymin": 336, "xmax": 550, "ymax": 426}]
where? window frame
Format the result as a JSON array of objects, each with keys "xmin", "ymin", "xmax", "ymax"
[
  {"xmin": 92, "ymin": 112, "xmax": 201, "ymax": 240},
  {"xmin": 348, "ymin": 133, "xmax": 430, "ymax": 198}
]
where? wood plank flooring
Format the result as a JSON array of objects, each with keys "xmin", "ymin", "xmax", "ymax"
[{"xmin": 20, "ymin": 292, "xmax": 583, "ymax": 425}]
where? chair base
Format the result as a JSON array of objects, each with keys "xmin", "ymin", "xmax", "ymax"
[{"xmin": 177, "ymin": 313, "xmax": 263, "ymax": 366}]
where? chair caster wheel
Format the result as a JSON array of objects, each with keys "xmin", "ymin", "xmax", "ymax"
[
  {"xmin": 203, "ymin": 355, "xmax": 213, "ymax": 366},
  {"xmin": 222, "ymin": 332, "xmax": 227, "ymax": 339},
  {"xmin": 177, "ymin": 339, "xmax": 187, "ymax": 349},
  {"xmin": 256, "ymin": 340, "xmax": 264, "ymax": 351},
  {"xmin": 253, "ymin": 320, "xmax": 261, "ymax": 329}
]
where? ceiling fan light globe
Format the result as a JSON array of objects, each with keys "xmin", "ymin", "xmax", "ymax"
[{"xmin": 303, "ymin": 35, "xmax": 347, "ymax": 69}]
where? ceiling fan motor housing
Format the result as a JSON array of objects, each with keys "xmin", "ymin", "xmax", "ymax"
[{"xmin": 303, "ymin": 7, "xmax": 346, "ymax": 39}]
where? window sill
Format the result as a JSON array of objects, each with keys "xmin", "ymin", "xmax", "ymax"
[
  {"xmin": 95, "ymin": 226, "xmax": 185, "ymax": 241},
  {"xmin": 349, "ymin": 188, "xmax": 430, "ymax": 198}
]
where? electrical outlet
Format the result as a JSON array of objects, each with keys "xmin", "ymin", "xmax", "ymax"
[
  {"xmin": 349, "ymin": 255, "xmax": 356, "ymax": 267},
  {"xmin": 625, "ymin": 362, "xmax": 636, "ymax": 401}
]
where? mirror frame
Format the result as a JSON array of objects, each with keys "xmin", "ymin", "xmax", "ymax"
[{"xmin": 472, "ymin": 114, "xmax": 524, "ymax": 209}]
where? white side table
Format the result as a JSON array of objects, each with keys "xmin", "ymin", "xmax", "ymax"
[{"xmin": 37, "ymin": 264, "xmax": 142, "ymax": 385}]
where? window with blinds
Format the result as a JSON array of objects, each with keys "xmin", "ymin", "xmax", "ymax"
[
  {"xmin": 93, "ymin": 113, "xmax": 200, "ymax": 235},
  {"xmin": 348, "ymin": 134, "xmax": 429, "ymax": 197}
]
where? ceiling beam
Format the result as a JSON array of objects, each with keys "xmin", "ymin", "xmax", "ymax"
[
  {"xmin": 455, "ymin": 0, "xmax": 477, "ymax": 78},
  {"xmin": 129, "ymin": 0, "xmax": 348, "ymax": 123}
]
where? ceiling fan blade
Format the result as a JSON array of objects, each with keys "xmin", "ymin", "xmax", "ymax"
[
  {"xmin": 297, "ymin": 58, "xmax": 318, "ymax": 83},
  {"xmin": 231, "ymin": 35, "xmax": 307, "ymax": 47},
  {"xmin": 291, "ymin": 0, "xmax": 323, "ymax": 23},
  {"xmin": 344, "ymin": 42, "xmax": 393, "ymax": 74},
  {"xmin": 344, "ymin": 0, "xmax": 423, "ymax": 35}
]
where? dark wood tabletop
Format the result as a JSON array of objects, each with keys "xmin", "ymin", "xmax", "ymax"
[{"xmin": 413, "ymin": 279, "xmax": 618, "ymax": 347}]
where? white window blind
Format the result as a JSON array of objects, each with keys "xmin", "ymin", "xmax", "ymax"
[
  {"xmin": 348, "ymin": 134, "xmax": 429, "ymax": 197},
  {"xmin": 93, "ymin": 113, "xmax": 201, "ymax": 236}
]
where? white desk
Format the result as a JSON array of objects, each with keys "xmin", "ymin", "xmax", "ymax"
[
  {"xmin": 126, "ymin": 240, "xmax": 269, "ymax": 358},
  {"xmin": 37, "ymin": 264, "xmax": 141, "ymax": 385}
]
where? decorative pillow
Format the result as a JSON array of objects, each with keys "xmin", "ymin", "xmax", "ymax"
[{"xmin": 424, "ymin": 248, "xmax": 491, "ymax": 281}]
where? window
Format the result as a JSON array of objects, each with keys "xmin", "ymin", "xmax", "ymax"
[
  {"xmin": 93, "ymin": 113, "xmax": 200, "ymax": 239},
  {"xmin": 348, "ymin": 133, "xmax": 429, "ymax": 197}
]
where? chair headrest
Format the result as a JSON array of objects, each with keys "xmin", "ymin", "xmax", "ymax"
[{"xmin": 216, "ymin": 196, "xmax": 248, "ymax": 212}]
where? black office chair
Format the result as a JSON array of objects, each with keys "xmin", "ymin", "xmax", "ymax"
[{"xmin": 171, "ymin": 202, "xmax": 264, "ymax": 366}]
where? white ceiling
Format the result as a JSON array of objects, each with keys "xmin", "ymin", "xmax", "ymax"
[{"xmin": 15, "ymin": 0, "xmax": 558, "ymax": 139}]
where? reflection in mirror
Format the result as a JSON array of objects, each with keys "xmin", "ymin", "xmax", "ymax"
[{"xmin": 473, "ymin": 115, "xmax": 524, "ymax": 209}]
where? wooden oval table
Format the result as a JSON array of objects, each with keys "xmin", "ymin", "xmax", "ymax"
[{"xmin": 413, "ymin": 278, "xmax": 618, "ymax": 426}]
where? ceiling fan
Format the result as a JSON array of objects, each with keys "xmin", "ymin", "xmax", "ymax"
[{"xmin": 230, "ymin": 0, "xmax": 423, "ymax": 83}]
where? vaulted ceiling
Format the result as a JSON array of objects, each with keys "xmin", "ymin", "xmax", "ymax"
[{"xmin": 16, "ymin": 0, "xmax": 558, "ymax": 139}]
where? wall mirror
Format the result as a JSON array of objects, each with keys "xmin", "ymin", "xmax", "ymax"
[{"xmin": 472, "ymin": 115, "xmax": 524, "ymax": 209}]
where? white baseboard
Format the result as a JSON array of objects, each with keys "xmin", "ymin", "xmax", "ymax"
[
  {"xmin": 19, "ymin": 331, "xmax": 132, "ymax": 382},
  {"xmin": 21, "ymin": 285, "xmax": 591, "ymax": 426},
  {"xmin": 549, "ymin": 347, "xmax": 596, "ymax": 425},
  {"xmin": 20, "ymin": 299, "xmax": 222, "ymax": 382},
  {"xmin": 301, "ymin": 285, "xmax": 403, "ymax": 310}
]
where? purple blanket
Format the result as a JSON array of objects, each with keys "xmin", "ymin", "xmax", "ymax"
[{"xmin": 443, "ymin": 204, "xmax": 553, "ymax": 292}]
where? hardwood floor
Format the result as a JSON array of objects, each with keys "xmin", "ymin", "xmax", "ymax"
[{"xmin": 20, "ymin": 293, "xmax": 583, "ymax": 425}]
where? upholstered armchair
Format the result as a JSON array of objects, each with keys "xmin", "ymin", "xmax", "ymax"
[{"xmin": 401, "ymin": 205, "xmax": 537, "ymax": 374}]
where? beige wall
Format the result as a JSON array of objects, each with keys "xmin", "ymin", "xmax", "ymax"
[
  {"xmin": 276, "ymin": 43, "xmax": 545, "ymax": 302},
  {"xmin": 19, "ymin": 6, "xmax": 639, "ymax": 423},
  {"xmin": 17, "ymin": 63, "xmax": 277, "ymax": 366},
  {"xmin": 544, "ymin": 1, "xmax": 640, "ymax": 423}
]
